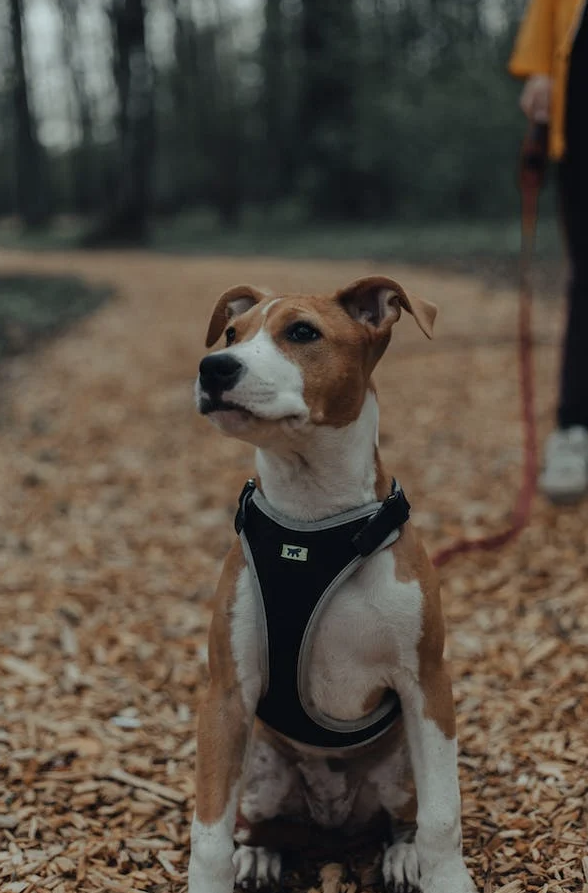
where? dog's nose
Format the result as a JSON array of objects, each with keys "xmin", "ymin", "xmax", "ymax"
[{"xmin": 199, "ymin": 353, "xmax": 244, "ymax": 393}]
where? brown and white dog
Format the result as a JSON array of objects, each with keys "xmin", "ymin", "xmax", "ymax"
[{"xmin": 189, "ymin": 276, "xmax": 476, "ymax": 893}]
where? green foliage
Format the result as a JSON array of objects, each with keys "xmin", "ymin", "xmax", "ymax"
[
  {"xmin": 1, "ymin": 0, "xmax": 539, "ymax": 231},
  {"xmin": 150, "ymin": 208, "xmax": 560, "ymax": 264}
]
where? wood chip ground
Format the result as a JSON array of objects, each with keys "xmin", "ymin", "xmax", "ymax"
[{"xmin": 0, "ymin": 250, "xmax": 586, "ymax": 892}]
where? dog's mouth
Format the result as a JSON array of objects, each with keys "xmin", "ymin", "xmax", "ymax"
[
  {"xmin": 200, "ymin": 395, "xmax": 307, "ymax": 429},
  {"xmin": 200, "ymin": 396, "xmax": 255, "ymax": 419}
]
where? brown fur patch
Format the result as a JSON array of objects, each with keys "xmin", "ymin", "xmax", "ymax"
[
  {"xmin": 392, "ymin": 788, "xmax": 418, "ymax": 826},
  {"xmin": 391, "ymin": 523, "xmax": 456, "ymax": 740},
  {"xmin": 205, "ymin": 285, "xmax": 268, "ymax": 347},
  {"xmin": 195, "ymin": 542, "xmax": 250, "ymax": 824},
  {"xmin": 263, "ymin": 295, "xmax": 383, "ymax": 427},
  {"xmin": 337, "ymin": 275, "xmax": 437, "ymax": 340},
  {"xmin": 373, "ymin": 445, "xmax": 390, "ymax": 500},
  {"xmin": 361, "ymin": 686, "xmax": 388, "ymax": 716}
]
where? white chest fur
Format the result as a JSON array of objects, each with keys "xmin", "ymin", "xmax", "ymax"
[{"xmin": 306, "ymin": 550, "xmax": 423, "ymax": 720}]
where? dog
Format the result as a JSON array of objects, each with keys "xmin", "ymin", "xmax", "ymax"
[{"xmin": 189, "ymin": 276, "xmax": 476, "ymax": 893}]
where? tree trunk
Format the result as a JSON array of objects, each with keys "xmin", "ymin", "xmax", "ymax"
[
  {"xmin": 9, "ymin": 0, "xmax": 50, "ymax": 228},
  {"xmin": 113, "ymin": 0, "xmax": 153, "ymax": 239},
  {"xmin": 57, "ymin": 0, "xmax": 95, "ymax": 214},
  {"xmin": 260, "ymin": 0, "xmax": 290, "ymax": 202},
  {"xmin": 89, "ymin": 0, "xmax": 153, "ymax": 244},
  {"xmin": 299, "ymin": 0, "xmax": 361, "ymax": 218}
]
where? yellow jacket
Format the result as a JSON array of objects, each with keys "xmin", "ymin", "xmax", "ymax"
[{"xmin": 509, "ymin": 0, "xmax": 587, "ymax": 159}]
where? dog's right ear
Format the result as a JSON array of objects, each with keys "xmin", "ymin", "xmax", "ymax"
[
  {"xmin": 338, "ymin": 276, "xmax": 437, "ymax": 340},
  {"xmin": 205, "ymin": 285, "xmax": 266, "ymax": 348}
]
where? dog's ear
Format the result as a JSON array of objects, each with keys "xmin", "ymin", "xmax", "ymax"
[
  {"xmin": 338, "ymin": 276, "xmax": 437, "ymax": 340},
  {"xmin": 205, "ymin": 285, "xmax": 267, "ymax": 348}
]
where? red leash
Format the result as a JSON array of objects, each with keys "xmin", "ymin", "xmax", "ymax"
[{"xmin": 431, "ymin": 123, "xmax": 549, "ymax": 569}]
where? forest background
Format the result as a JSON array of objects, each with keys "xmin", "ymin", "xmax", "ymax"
[{"xmin": 2, "ymin": 0, "xmax": 559, "ymax": 259}]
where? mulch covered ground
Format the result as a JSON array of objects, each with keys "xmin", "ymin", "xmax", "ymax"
[{"xmin": 0, "ymin": 249, "xmax": 586, "ymax": 893}]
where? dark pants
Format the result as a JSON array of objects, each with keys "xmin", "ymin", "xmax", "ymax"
[{"xmin": 557, "ymin": 9, "xmax": 588, "ymax": 429}]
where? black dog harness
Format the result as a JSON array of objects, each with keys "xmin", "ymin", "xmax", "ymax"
[{"xmin": 235, "ymin": 479, "xmax": 411, "ymax": 750}]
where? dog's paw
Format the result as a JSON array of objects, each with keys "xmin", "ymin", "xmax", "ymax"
[
  {"xmin": 233, "ymin": 844, "xmax": 281, "ymax": 891},
  {"xmin": 419, "ymin": 857, "xmax": 476, "ymax": 893},
  {"xmin": 382, "ymin": 839, "xmax": 421, "ymax": 891}
]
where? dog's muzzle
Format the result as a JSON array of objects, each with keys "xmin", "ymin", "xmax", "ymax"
[
  {"xmin": 198, "ymin": 352, "xmax": 247, "ymax": 415},
  {"xmin": 199, "ymin": 353, "xmax": 244, "ymax": 394}
]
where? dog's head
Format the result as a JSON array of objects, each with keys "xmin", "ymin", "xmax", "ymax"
[{"xmin": 195, "ymin": 276, "xmax": 436, "ymax": 446}]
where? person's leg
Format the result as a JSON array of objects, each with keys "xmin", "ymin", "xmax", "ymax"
[
  {"xmin": 557, "ymin": 9, "xmax": 588, "ymax": 429},
  {"xmin": 557, "ymin": 152, "xmax": 588, "ymax": 430},
  {"xmin": 540, "ymin": 18, "xmax": 588, "ymax": 502}
]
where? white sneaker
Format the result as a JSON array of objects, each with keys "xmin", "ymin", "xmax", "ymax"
[{"xmin": 539, "ymin": 426, "xmax": 588, "ymax": 504}]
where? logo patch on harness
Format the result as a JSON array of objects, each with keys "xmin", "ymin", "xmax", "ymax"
[{"xmin": 280, "ymin": 544, "xmax": 308, "ymax": 562}]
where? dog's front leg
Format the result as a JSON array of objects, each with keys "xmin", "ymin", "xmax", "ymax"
[
  {"xmin": 188, "ymin": 688, "xmax": 252, "ymax": 893},
  {"xmin": 189, "ymin": 554, "xmax": 260, "ymax": 893},
  {"xmin": 395, "ymin": 664, "xmax": 475, "ymax": 893}
]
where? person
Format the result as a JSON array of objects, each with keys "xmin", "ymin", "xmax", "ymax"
[{"xmin": 510, "ymin": 0, "xmax": 588, "ymax": 503}]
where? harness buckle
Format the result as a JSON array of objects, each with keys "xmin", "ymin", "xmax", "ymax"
[
  {"xmin": 352, "ymin": 479, "xmax": 411, "ymax": 557},
  {"xmin": 235, "ymin": 478, "xmax": 256, "ymax": 534}
]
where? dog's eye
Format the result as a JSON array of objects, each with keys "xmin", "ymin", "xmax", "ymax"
[
  {"xmin": 286, "ymin": 322, "xmax": 322, "ymax": 343},
  {"xmin": 225, "ymin": 326, "xmax": 237, "ymax": 346}
]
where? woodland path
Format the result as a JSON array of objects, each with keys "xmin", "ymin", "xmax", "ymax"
[{"xmin": 0, "ymin": 249, "xmax": 586, "ymax": 892}]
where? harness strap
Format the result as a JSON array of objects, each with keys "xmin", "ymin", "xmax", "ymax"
[
  {"xmin": 236, "ymin": 477, "xmax": 410, "ymax": 557},
  {"xmin": 235, "ymin": 478, "xmax": 256, "ymax": 534},
  {"xmin": 352, "ymin": 479, "xmax": 410, "ymax": 556},
  {"xmin": 235, "ymin": 478, "xmax": 410, "ymax": 749}
]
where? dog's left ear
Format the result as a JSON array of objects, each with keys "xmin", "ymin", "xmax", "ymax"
[
  {"xmin": 205, "ymin": 285, "xmax": 267, "ymax": 347},
  {"xmin": 338, "ymin": 276, "xmax": 437, "ymax": 340}
]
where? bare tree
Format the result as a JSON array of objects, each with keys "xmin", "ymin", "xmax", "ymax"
[
  {"xmin": 9, "ymin": 0, "xmax": 50, "ymax": 227},
  {"xmin": 167, "ymin": 0, "xmax": 244, "ymax": 224},
  {"xmin": 87, "ymin": 0, "xmax": 154, "ymax": 243},
  {"xmin": 111, "ymin": 0, "xmax": 154, "ymax": 239},
  {"xmin": 56, "ymin": 0, "xmax": 95, "ymax": 213},
  {"xmin": 300, "ymin": 0, "xmax": 361, "ymax": 217},
  {"xmin": 259, "ymin": 0, "xmax": 290, "ymax": 201}
]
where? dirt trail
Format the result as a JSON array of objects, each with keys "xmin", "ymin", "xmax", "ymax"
[{"xmin": 0, "ymin": 249, "xmax": 586, "ymax": 893}]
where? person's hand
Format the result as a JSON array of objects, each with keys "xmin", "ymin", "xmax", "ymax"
[{"xmin": 520, "ymin": 74, "xmax": 553, "ymax": 123}]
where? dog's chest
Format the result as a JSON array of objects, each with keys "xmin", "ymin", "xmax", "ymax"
[
  {"xmin": 232, "ymin": 547, "xmax": 424, "ymax": 725},
  {"xmin": 302, "ymin": 550, "xmax": 423, "ymax": 721}
]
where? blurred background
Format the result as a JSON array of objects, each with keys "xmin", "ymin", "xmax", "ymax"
[
  {"xmin": 0, "ymin": 0, "xmax": 559, "ymax": 257},
  {"xmin": 2, "ymin": 6, "xmax": 587, "ymax": 891}
]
